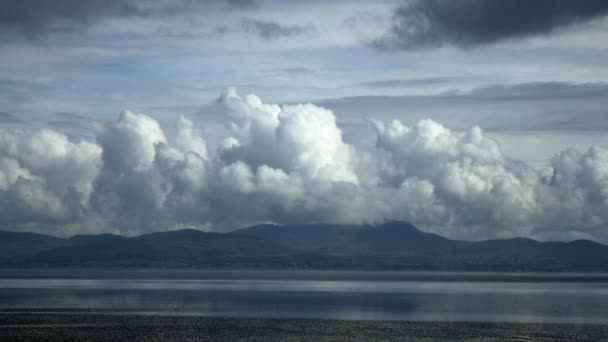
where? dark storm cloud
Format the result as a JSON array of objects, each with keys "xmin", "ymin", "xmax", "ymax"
[
  {"xmin": 0, "ymin": 0, "xmax": 144, "ymax": 37},
  {"xmin": 240, "ymin": 18, "xmax": 316, "ymax": 40},
  {"xmin": 376, "ymin": 0, "xmax": 608, "ymax": 50},
  {"xmin": 0, "ymin": 0, "xmax": 256, "ymax": 39}
]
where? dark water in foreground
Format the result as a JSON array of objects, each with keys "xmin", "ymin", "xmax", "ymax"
[{"xmin": 1, "ymin": 270, "xmax": 608, "ymax": 324}]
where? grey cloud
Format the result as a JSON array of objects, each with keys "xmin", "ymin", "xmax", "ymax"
[
  {"xmin": 469, "ymin": 82, "xmax": 608, "ymax": 101},
  {"xmin": 360, "ymin": 77, "xmax": 462, "ymax": 88},
  {"xmin": 225, "ymin": 0, "xmax": 256, "ymax": 10},
  {"xmin": 0, "ymin": 0, "xmax": 256, "ymax": 39},
  {"xmin": 240, "ymin": 18, "xmax": 316, "ymax": 40},
  {"xmin": 375, "ymin": 0, "xmax": 608, "ymax": 50},
  {"xmin": 0, "ymin": 79, "xmax": 50, "ymax": 106},
  {"xmin": 319, "ymin": 81, "xmax": 608, "ymax": 133},
  {"xmin": 280, "ymin": 67, "xmax": 317, "ymax": 77},
  {"xmin": 45, "ymin": 112, "xmax": 99, "ymax": 140},
  {"xmin": 0, "ymin": 112, "xmax": 19, "ymax": 123},
  {"xmin": 0, "ymin": 0, "xmax": 147, "ymax": 38},
  {"xmin": 47, "ymin": 120, "xmax": 90, "ymax": 132},
  {"xmin": 53, "ymin": 112, "xmax": 97, "ymax": 122}
]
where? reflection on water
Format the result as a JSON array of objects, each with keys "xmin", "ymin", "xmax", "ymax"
[{"xmin": 1, "ymin": 270, "xmax": 608, "ymax": 323}]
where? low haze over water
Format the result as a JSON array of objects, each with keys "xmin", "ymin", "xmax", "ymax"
[{"xmin": 2, "ymin": 270, "xmax": 608, "ymax": 324}]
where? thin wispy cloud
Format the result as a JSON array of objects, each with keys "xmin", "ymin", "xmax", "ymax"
[
  {"xmin": 0, "ymin": 112, "xmax": 19, "ymax": 123},
  {"xmin": 240, "ymin": 18, "xmax": 316, "ymax": 40}
]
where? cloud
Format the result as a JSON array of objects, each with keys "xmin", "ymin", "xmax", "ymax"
[
  {"xmin": 536, "ymin": 147, "xmax": 608, "ymax": 235},
  {"xmin": 3, "ymin": 88, "xmax": 608, "ymax": 243},
  {"xmin": 225, "ymin": 0, "xmax": 256, "ymax": 10},
  {"xmin": 0, "ymin": 127, "xmax": 102, "ymax": 224},
  {"xmin": 319, "ymin": 82, "xmax": 608, "ymax": 133},
  {"xmin": 369, "ymin": 119, "xmax": 541, "ymax": 237},
  {"xmin": 219, "ymin": 87, "xmax": 357, "ymax": 183},
  {"xmin": 239, "ymin": 18, "xmax": 316, "ymax": 40},
  {"xmin": 0, "ymin": 112, "xmax": 19, "ymax": 123},
  {"xmin": 44, "ymin": 112, "xmax": 99, "ymax": 140},
  {"xmin": 375, "ymin": 0, "xmax": 608, "ymax": 50},
  {"xmin": 469, "ymin": 82, "xmax": 608, "ymax": 101},
  {"xmin": 0, "ymin": 0, "xmax": 256, "ymax": 39},
  {"xmin": 360, "ymin": 77, "xmax": 461, "ymax": 88}
]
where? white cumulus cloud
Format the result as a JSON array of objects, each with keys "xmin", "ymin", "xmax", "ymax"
[{"xmin": 1, "ymin": 89, "xmax": 608, "ymax": 243}]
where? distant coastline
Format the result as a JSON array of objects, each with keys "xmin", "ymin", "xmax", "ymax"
[{"xmin": 2, "ymin": 222, "xmax": 608, "ymax": 271}]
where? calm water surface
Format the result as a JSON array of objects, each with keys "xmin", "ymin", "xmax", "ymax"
[{"xmin": 1, "ymin": 270, "xmax": 607, "ymax": 323}]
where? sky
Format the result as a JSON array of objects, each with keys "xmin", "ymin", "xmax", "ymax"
[{"xmin": 2, "ymin": 0, "xmax": 608, "ymax": 242}]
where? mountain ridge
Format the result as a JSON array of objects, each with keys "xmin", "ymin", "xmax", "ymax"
[{"xmin": 1, "ymin": 222, "xmax": 607, "ymax": 271}]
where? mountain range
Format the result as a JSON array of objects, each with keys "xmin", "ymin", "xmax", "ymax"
[{"xmin": 1, "ymin": 222, "xmax": 607, "ymax": 271}]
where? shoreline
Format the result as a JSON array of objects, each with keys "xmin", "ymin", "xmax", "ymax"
[{"xmin": 1, "ymin": 312, "xmax": 607, "ymax": 341}]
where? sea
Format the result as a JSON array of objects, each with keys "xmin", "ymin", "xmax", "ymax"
[{"xmin": 1, "ymin": 270, "xmax": 607, "ymax": 324}]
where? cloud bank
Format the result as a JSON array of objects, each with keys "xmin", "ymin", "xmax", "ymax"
[
  {"xmin": 1, "ymin": 88, "xmax": 608, "ymax": 242},
  {"xmin": 376, "ymin": 0, "xmax": 608, "ymax": 50},
  {"xmin": 0, "ymin": 0, "xmax": 255, "ymax": 39}
]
